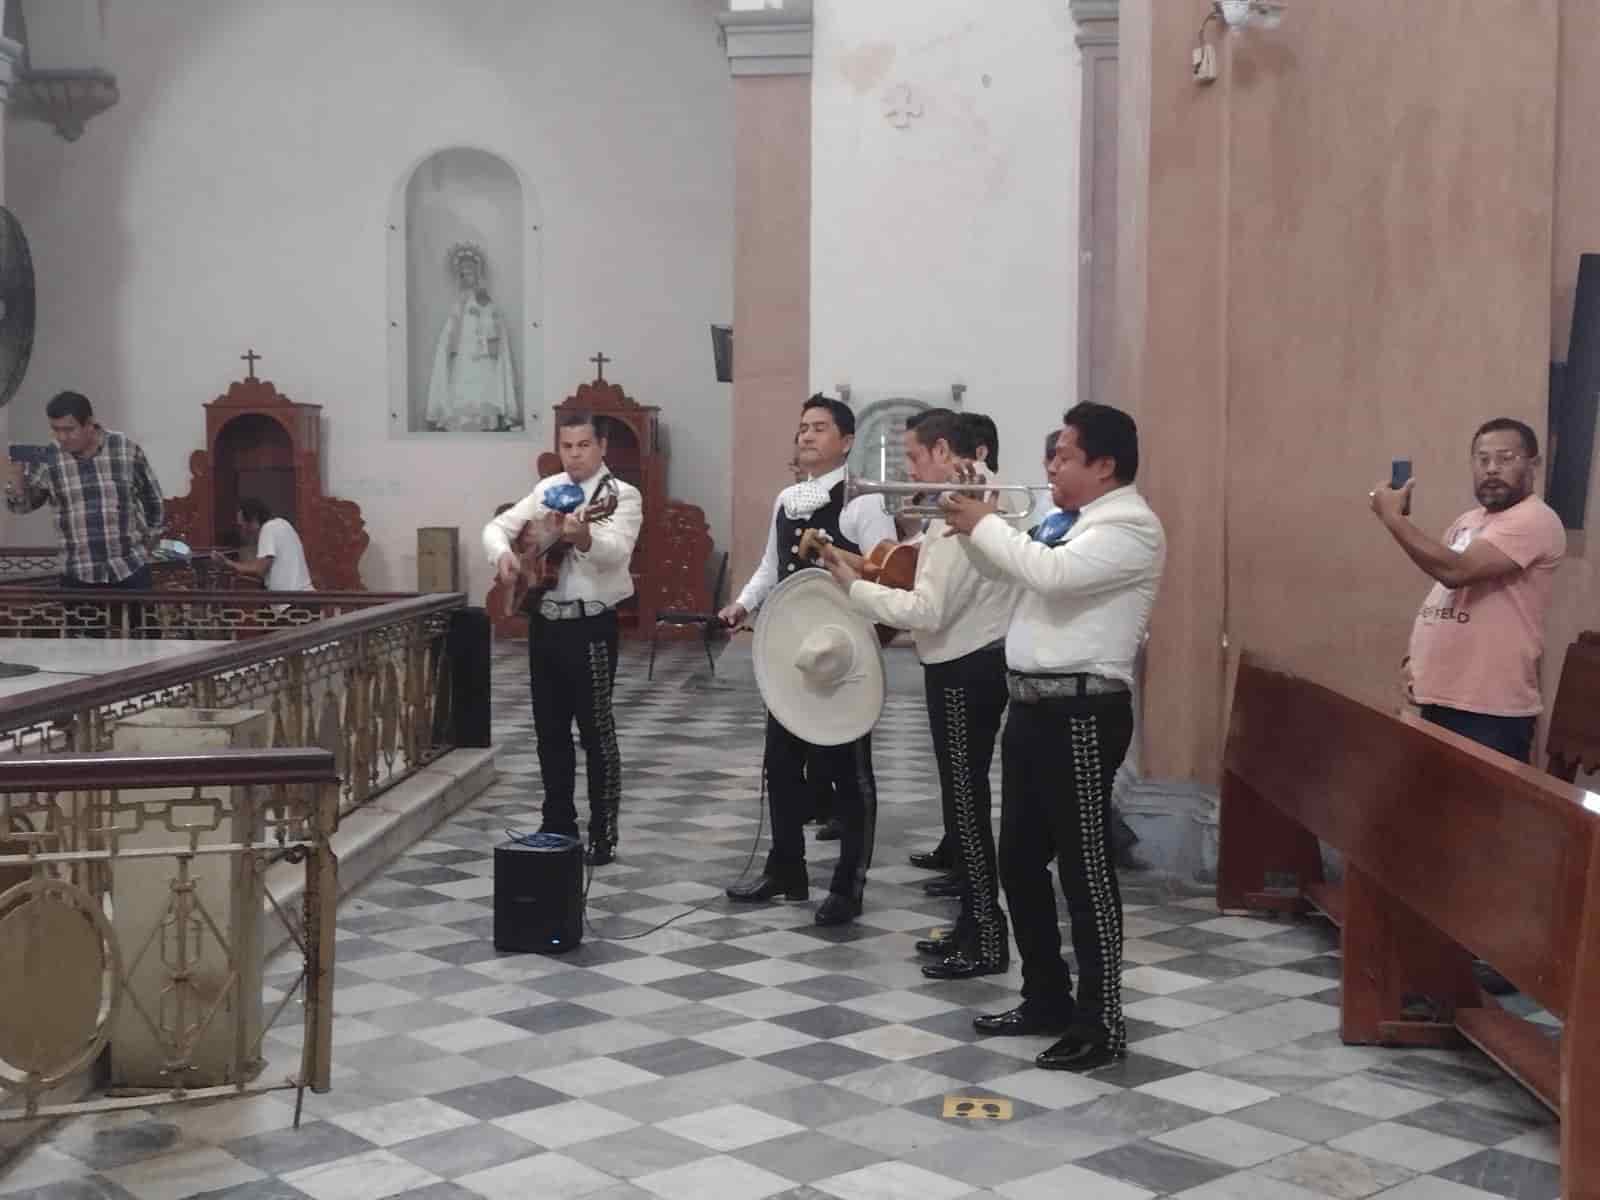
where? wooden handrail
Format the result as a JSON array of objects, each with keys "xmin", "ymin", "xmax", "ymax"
[
  {"xmin": 0, "ymin": 592, "xmax": 467, "ymax": 734},
  {"xmin": 0, "ymin": 747, "xmax": 339, "ymax": 790}
]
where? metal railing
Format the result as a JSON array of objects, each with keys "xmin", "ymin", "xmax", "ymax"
[
  {"xmin": 0, "ymin": 749, "xmax": 339, "ymax": 1121},
  {"xmin": 0, "ymin": 593, "xmax": 483, "ymax": 820},
  {"xmin": 0, "ymin": 586, "xmax": 425, "ymax": 640}
]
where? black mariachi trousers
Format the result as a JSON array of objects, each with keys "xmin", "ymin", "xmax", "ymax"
[
  {"xmin": 764, "ymin": 715, "xmax": 878, "ymax": 903},
  {"xmin": 529, "ymin": 609, "xmax": 621, "ymax": 841},
  {"xmin": 923, "ymin": 644, "xmax": 1008, "ymax": 957},
  {"xmin": 1000, "ymin": 689, "xmax": 1134, "ymax": 1051}
]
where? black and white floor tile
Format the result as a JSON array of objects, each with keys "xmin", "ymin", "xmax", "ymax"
[{"xmin": 0, "ymin": 641, "xmax": 1562, "ymax": 1200}]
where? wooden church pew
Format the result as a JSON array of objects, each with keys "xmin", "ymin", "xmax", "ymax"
[{"xmin": 1216, "ymin": 654, "xmax": 1600, "ymax": 1197}]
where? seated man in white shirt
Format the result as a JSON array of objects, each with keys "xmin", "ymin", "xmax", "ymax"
[
  {"xmin": 719, "ymin": 394, "xmax": 897, "ymax": 925},
  {"xmin": 827, "ymin": 409, "xmax": 1018, "ymax": 978},
  {"xmin": 483, "ymin": 412, "xmax": 644, "ymax": 866},
  {"xmin": 226, "ymin": 498, "xmax": 314, "ymax": 592},
  {"xmin": 944, "ymin": 402, "xmax": 1166, "ymax": 1073}
]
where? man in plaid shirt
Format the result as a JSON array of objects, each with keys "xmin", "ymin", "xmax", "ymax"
[{"xmin": 5, "ymin": 392, "xmax": 164, "ymax": 600}]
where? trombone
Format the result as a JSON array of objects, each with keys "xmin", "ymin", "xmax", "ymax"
[{"xmin": 843, "ymin": 472, "xmax": 1046, "ymax": 523}]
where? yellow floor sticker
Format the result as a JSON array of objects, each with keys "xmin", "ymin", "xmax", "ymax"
[{"xmin": 942, "ymin": 1096, "xmax": 1013, "ymax": 1121}]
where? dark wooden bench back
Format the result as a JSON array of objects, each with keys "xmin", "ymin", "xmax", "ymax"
[
  {"xmin": 1547, "ymin": 632, "xmax": 1600, "ymax": 783},
  {"xmin": 1222, "ymin": 654, "xmax": 1596, "ymax": 1018}
]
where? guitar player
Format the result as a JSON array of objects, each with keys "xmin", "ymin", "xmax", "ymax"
[{"xmin": 483, "ymin": 411, "xmax": 643, "ymax": 866}]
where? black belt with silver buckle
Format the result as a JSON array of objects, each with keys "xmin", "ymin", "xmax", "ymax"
[
  {"xmin": 1007, "ymin": 671, "xmax": 1130, "ymax": 702},
  {"xmin": 536, "ymin": 597, "xmax": 612, "ymax": 621}
]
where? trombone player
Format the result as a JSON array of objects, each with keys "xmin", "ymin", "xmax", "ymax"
[{"xmin": 824, "ymin": 410, "xmax": 1018, "ymax": 978}]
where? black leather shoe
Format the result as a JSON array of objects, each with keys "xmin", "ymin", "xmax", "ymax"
[
  {"xmin": 923, "ymin": 873, "xmax": 966, "ymax": 899},
  {"xmin": 815, "ymin": 817, "xmax": 844, "ymax": 842},
  {"xmin": 1036, "ymin": 1035, "xmax": 1123, "ymax": 1072},
  {"xmin": 922, "ymin": 951, "xmax": 1009, "ymax": 980},
  {"xmin": 973, "ymin": 1005, "xmax": 1074, "ymax": 1037},
  {"xmin": 726, "ymin": 874, "xmax": 808, "ymax": 903},
  {"xmin": 585, "ymin": 840, "xmax": 615, "ymax": 867},
  {"xmin": 909, "ymin": 848, "xmax": 951, "ymax": 871},
  {"xmin": 814, "ymin": 893, "xmax": 861, "ymax": 926},
  {"xmin": 914, "ymin": 932, "xmax": 958, "ymax": 957}
]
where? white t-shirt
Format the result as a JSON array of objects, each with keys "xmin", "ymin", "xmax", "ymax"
[{"xmin": 256, "ymin": 518, "xmax": 314, "ymax": 592}]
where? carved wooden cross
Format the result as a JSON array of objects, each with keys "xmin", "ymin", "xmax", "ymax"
[
  {"xmin": 590, "ymin": 351, "xmax": 611, "ymax": 381},
  {"xmin": 241, "ymin": 348, "xmax": 262, "ymax": 380}
]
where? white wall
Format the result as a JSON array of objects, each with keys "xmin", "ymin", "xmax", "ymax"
[
  {"xmin": 810, "ymin": 0, "xmax": 1082, "ymax": 479},
  {"xmin": 4, "ymin": 0, "xmax": 734, "ymax": 598}
]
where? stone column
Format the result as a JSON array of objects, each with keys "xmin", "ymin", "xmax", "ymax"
[
  {"xmin": 1070, "ymin": 1, "xmax": 1120, "ymax": 410},
  {"xmin": 0, "ymin": 36, "xmax": 23, "ymax": 543},
  {"xmin": 718, "ymin": 2, "xmax": 813, "ymax": 603},
  {"xmin": 1110, "ymin": 0, "xmax": 1229, "ymax": 878}
]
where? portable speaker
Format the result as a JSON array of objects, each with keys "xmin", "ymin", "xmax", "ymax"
[{"xmin": 493, "ymin": 834, "xmax": 584, "ymax": 954}]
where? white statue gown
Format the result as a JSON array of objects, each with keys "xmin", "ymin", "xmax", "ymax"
[{"xmin": 425, "ymin": 292, "xmax": 519, "ymax": 431}]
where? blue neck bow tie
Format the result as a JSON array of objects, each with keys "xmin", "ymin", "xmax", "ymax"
[{"xmin": 1031, "ymin": 509, "xmax": 1080, "ymax": 546}]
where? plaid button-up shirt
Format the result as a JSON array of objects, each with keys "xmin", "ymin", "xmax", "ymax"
[{"xmin": 6, "ymin": 429, "xmax": 164, "ymax": 583}]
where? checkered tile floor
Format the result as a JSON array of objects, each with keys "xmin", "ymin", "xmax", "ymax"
[{"xmin": 0, "ymin": 641, "xmax": 1562, "ymax": 1200}]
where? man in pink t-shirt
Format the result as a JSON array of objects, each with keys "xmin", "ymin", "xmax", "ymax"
[{"xmin": 1371, "ymin": 417, "xmax": 1566, "ymax": 764}]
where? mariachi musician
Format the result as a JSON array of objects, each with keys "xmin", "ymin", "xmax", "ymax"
[
  {"xmin": 719, "ymin": 394, "xmax": 896, "ymax": 925},
  {"xmin": 822, "ymin": 410, "xmax": 1019, "ymax": 978},
  {"xmin": 483, "ymin": 410, "xmax": 642, "ymax": 866}
]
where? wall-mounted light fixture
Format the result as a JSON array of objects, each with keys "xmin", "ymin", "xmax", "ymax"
[
  {"xmin": 1193, "ymin": 0, "xmax": 1286, "ymax": 83},
  {"xmin": 1216, "ymin": 0, "xmax": 1286, "ymax": 33}
]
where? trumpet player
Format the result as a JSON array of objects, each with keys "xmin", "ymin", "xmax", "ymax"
[
  {"xmin": 942, "ymin": 402, "xmax": 1165, "ymax": 1073},
  {"xmin": 719, "ymin": 394, "xmax": 896, "ymax": 925},
  {"xmin": 825, "ymin": 410, "xmax": 1019, "ymax": 978}
]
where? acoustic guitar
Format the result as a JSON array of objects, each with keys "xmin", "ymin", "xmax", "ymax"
[
  {"xmin": 492, "ymin": 480, "xmax": 620, "ymax": 620},
  {"xmin": 797, "ymin": 528, "xmax": 920, "ymax": 646},
  {"xmin": 798, "ymin": 528, "xmax": 920, "ymax": 590}
]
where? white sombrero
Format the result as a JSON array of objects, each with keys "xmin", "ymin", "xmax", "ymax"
[{"xmin": 753, "ymin": 568, "xmax": 886, "ymax": 746}]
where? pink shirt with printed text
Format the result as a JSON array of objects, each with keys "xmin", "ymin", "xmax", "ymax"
[{"xmin": 1407, "ymin": 495, "xmax": 1566, "ymax": 717}]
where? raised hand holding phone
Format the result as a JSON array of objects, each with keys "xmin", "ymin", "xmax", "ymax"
[{"xmin": 1390, "ymin": 458, "xmax": 1413, "ymax": 516}]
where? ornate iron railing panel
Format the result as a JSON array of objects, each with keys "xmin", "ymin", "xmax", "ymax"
[
  {"xmin": 0, "ymin": 594, "xmax": 468, "ymax": 819},
  {"xmin": 0, "ymin": 586, "xmax": 425, "ymax": 640},
  {"xmin": 0, "ymin": 749, "xmax": 338, "ymax": 1121}
]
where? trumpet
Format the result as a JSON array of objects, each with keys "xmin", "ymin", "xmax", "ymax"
[{"xmin": 842, "ymin": 472, "xmax": 1046, "ymax": 522}]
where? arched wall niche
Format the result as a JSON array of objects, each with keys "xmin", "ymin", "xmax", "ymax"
[{"xmin": 387, "ymin": 145, "xmax": 543, "ymax": 440}]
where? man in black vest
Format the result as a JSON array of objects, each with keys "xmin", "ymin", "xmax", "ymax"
[{"xmin": 719, "ymin": 395, "xmax": 897, "ymax": 924}]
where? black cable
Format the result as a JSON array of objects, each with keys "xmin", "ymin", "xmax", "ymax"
[{"xmin": 503, "ymin": 737, "xmax": 772, "ymax": 944}]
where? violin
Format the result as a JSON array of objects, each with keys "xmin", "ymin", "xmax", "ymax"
[
  {"xmin": 797, "ymin": 528, "xmax": 920, "ymax": 646},
  {"xmin": 491, "ymin": 481, "xmax": 620, "ymax": 620}
]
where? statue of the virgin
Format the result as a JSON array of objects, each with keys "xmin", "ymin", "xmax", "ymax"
[{"xmin": 425, "ymin": 243, "xmax": 520, "ymax": 432}]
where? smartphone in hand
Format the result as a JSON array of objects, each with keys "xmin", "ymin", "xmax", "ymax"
[
  {"xmin": 7, "ymin": 445, "xmax": 50, "ymax": 466},
  {"xmin": 1390, "ymin": 459, "xmax": 1413, "ymax": 516}
]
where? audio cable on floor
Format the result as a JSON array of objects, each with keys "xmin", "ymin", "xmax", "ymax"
[{"xmin": 504, "ymin": 745, "xmax": 773, "ymax": 943}]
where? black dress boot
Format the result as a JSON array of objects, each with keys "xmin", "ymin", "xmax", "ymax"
[
  {"xmin": 814, "ymin": 892, "xmax": 861, "ymax": 926},
  {"xmin": 922, "ymin": 913, "xmax": 1010, "ymax": 980},
  {"xmin": 726, "ymin": 870, "xmax": 808, "ymax": 903},
  {"xmin": 973, "ymin": 1000, "xmax": 1074, "ymax": 1037},
  {"xmin": 909, "ymin": 846, "xmax": 952, "ymax": 871},
  {"xmin": 585, "ymin": 807, "xmax": 618, "ymax": 866},
  {"xmin": 1036, "ymin": 1034, "xmax": 1123, "ymax": 1072}
]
